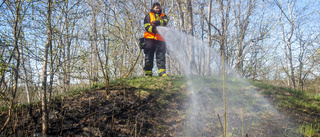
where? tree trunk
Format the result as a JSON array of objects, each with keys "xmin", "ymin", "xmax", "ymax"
[
  {"xmin": 219, "ymin": 0, "xmax": 231, "ymax": 74},
  {"xmin": 91, "ymin": 3, "xmax": 99, "ymax": 84},
  {"xmin": 41, "ymin": 0, "xmax": 52, "ymax": 134},
  {"xmin": 287, "ymin": 1, "xmax": 296, "ymax": 88},
  {"xmin": 66, "ymin": 0, "xmax": 71, "ymax": 92},
  {"xmin": 63, "ymin": 0, "xmax": 71, "ymax": 92},
  {"xmin": 206, "ymin": 0, "xmax": 212, "ymax": 75},
  {"xmin": 186, "ymin": 0, "xmax": 197, "ymax": 75},
  {"xmin": 199, "ymin": 3, "xmax": 205, "ymax": 75},
  {"xmin": 280, "ymin": 15, "xmax": 290, "ymax": 86},
  {"xmin": 2, "ymin": 0, "xmax": 22, "ymax": 130},
  {"xmin": 22, "ymin": 47, "xmax": 30, "ymax": 103},
  {"xmin": 288, "ymin": 40, "xmax": 295, "ymax": 87},
  {"xmin": 49, "ymin": 34, "xmax": 54, "ymax": 101},
  {"xmin": 103, "ymin": 9, "xmax": 110, "ymax": 93},
  {"xmin": 176, "ymin": 0, "xmax": 185, "ymax": 31},
  {"xmin": 278, "ymin": 1, "xmax": 296, "ymax": 88},
  {"xmin": 234, "ymin": 0, "xmax": 248, "ymax": 74}
]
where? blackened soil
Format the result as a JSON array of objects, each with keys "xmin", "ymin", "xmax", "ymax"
[
  {"xmin": 1, "ymin": 82, "xmax": 319, "ymax": 136},
  {"xmin": 0, "ymin": 85, "xmax": 184, "ymax": 137}
]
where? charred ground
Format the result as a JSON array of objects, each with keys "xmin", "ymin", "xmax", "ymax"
[{"xmin": 0, "ymin": 76, "xmax": 319, "ymax": 136}]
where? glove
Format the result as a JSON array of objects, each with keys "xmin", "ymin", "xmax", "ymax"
[
  {"xmin": 152, "ymin": 20, "xmax": 160, "ymax": 26},
  {"xmin": 152, "ymin": 26, "xmax": 158, "ymax": 33}
]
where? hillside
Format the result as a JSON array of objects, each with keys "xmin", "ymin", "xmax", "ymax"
[{"xmin": 0, "ymin": 76, "xmax": 319, "ymax": 136}]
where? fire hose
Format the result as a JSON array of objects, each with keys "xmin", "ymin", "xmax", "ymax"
[{"xmin": 123, "ymin": 38, "xmax": 146, "ymax": 79}]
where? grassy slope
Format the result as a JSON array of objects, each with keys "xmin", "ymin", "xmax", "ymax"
[
  {"xmin": 1, "ymin": 76, "xmax": 319, "ymax": 136},
  {"xmin": 122, "ymin": 76, "xmax": 320, "ymax": 136},
  {"xmin": 251, "ymin": 81, "xmax": 320, "ymax": 136},
  {"xmin": 251, "ymin": 81, "xmax": 320, "ymax": 114}
]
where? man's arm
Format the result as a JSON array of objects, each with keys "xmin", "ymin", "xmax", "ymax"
[
  {"xmin": 152, "ymin": 15, "xmax": 168, "ymax": 26},
  {"xmin": 144, "ymin": 14, "xmax": 157, "ymax": 33}
]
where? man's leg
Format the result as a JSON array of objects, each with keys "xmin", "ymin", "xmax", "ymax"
[
  {"xmin": 144, "ymin": 39, "xmax": 155, "ymax": 76},
  {"xmin": 156, "ymin": 41, "xmax": 167, "ymax": 76}
]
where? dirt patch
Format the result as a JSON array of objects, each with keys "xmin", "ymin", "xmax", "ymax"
[{"xmin": 0, "ymin": 85, "xmax": 185, "ymax": 136}]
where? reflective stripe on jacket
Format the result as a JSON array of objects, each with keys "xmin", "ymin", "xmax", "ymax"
[{"xmin": 144, "ymin": 12, "xmax": 166, "ymax": 41}]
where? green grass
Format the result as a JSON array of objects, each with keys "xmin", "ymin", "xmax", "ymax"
[
  {"xmin": 251, "ymin": 81, "xmax": 320, "ymax": 113},
  {"xmin": 120, "ymin": 75, "xmax": 187, "ymax": 108},
  {"xmin": 251, "ymin": 81, "xmax": 320, "ymax": 136},
  {"xmin": 119, "ymin": 76, "xmax": 186, "ymax": 95},
  {"xmin": 299, "ymin": 123, "xmax": 319, "ymax": 137}
]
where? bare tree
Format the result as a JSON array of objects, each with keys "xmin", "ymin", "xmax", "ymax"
[
  {"xmin": 233, "ymin": 0, "xmax": 254, "ymax": 75},
  {"xmin": 41, "ymin": 0, "xmax": 52, "ymax": 134},
  {"xmin": 208, "ymin": 0, "xmax": 231, "ymax": 75},
  {"xmin": 186, "ymin": 0, "xmax": 197, "ymax": 74},
  {"xmin": 1, "ymin": 0, "xmax": 29, "ymax": 130},
  {"xmin": 206, "ymin": 0, "xmax": 213, "ymax": 75},
  {"xmin": 276, "ymin": 0, "xmax": 296, "ymax": 88},
  {"xmin": 295, "ymin": 17, "xmax": 320, "ymax": 90},
  {"xmin": 176, "ymin": 0, "xmax": 185, "ymax": 31}
]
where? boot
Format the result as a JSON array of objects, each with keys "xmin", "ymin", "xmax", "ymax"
[
  {"xmin": 145, "ymin": 70, "xmax": 152, "ymax": 78},
  {"xmin": 158, "ymin": 69, "xmax": 167, "ymax": 77}
]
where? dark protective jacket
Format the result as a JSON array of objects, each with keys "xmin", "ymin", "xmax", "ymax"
[{"xmin": 143, "ymin": 9, "xmax": 168, "ymax": 41}]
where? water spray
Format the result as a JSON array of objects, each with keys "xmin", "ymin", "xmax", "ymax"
[{"xmin": 155, "ymin": 26, "xmax": 300, "ymax": 136}]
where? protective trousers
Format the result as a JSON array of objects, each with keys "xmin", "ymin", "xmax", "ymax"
[{"xmin": 144, "ymin": 39, "xmax": 166, "ymax": 76}]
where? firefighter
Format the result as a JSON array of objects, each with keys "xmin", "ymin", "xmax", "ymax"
[{"xmin": 143, "ymin": 2, "xmax": 169, "ymax": 77}]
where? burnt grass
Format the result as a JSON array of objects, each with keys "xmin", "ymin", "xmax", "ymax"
[
  {"xmin": 0, "ymin": 76, "xmax": 319, "ymax": 136},
  {"xmin": 0, "ymin": 84, "xmax": 185, "ymax": 136}
]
